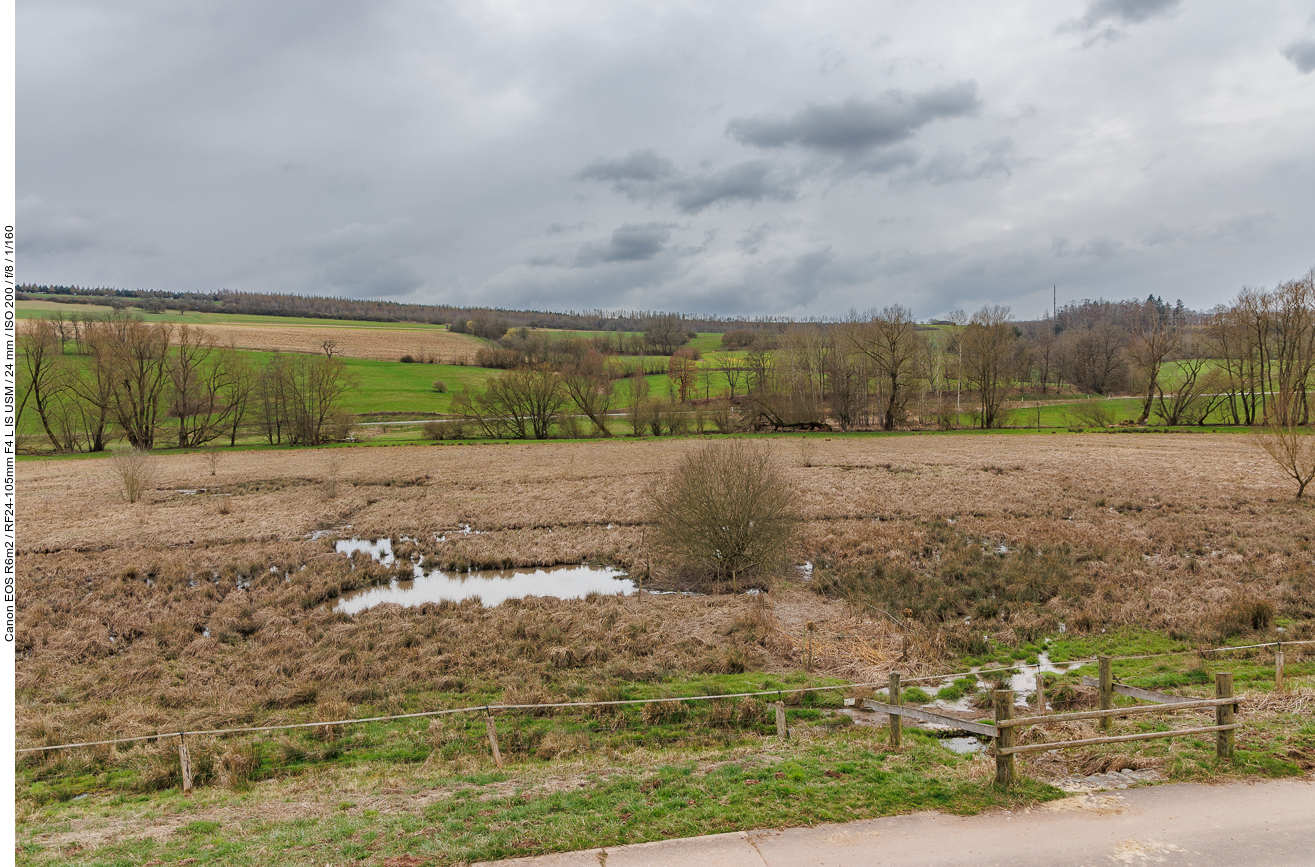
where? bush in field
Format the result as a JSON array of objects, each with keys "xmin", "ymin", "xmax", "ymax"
[
  {"xmin": 1066, "ymin": 399, "xmax": 1117, "ymax": 429},
  {"xmin": 649, "ymin": 439, "xmax": 796, "ymax": 591},
  {"xmin": 431, "ymin": 380, "xmax": 448, "ymax": 393},
  {"xmin": 421, "ymin": 419, "xmax": 467, "ymax": 440},
  {"xmin": 110, "ymin": 447, "xmax": 158, "ymax": 503}
]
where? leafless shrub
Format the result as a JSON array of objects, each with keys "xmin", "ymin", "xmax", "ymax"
[
  {"xmin": 421, "ymin": 420, "xmax": 468, "ymax": 441},
  {"xmin": 323, "ymin": 451, "xmax": 344, "ymax": 499},
  {"xmin": 110, "ymin": 448, "xmax": 158, "ymax": 503},
  {"xmin": 203, "ymin": 446, "xmax": 221, "ymax": 477},
  {"xmin": 706, "ymin": 399, "xmax": 740, "ymax": 434},
  {"xmin": 1255, "ymin": 424, "xmax": 1315, "ymax": 499},
  {"xmin": 1066, "ymin": 399, "xmax": 1117, "ymax": 429},
  {"xmin": 649, "ymin": 439, "xmax": 797, "ymax": 592}
]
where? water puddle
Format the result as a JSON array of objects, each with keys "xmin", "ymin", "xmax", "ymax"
[
  {"xmin": 942, "ymin": 736, "xmax": 985, "ymax": 754},
  {"xmin": 334, "ymin": 564, "xmax": 634, "ymax": 612},
  {"xmin": 336, "ymin": 537, "xmax": 395, "ymax": 566},
  {"xmin": 1007, "ymin": 652, "xmax": 1081, "ymax": 706}
]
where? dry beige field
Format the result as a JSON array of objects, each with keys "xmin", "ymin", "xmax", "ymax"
[
  {"xmin": 169, "ymin": 322, "xmax": 484, "ymax": 363},
  {"xmin": 16, "ymin": 432, "xmax": 1313, "ymax": 752},
  {"xmin": 17, "ymin": 317, "xmax": 486, "ymax": 362}
]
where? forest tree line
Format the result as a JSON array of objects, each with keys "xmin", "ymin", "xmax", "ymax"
[
  {"xmin": 446, "ymin": 268, "xmax": 1315, "ymax": 439},
  {"xmin": 18, "ymin": 268, "xmax": 1313, "ymax": 448},
  {"xmin": 18, "ymin": 285, "xmax": 761, "ymax": 334}
]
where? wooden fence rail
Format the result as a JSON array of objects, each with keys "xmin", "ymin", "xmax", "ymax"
[
  {"xmin": 990, "ymin": 660, "xmax": 1239, "ymax": 786},
  {"xmin": 24, "ymin": 639, "xmax": 1308, "ymax": 797},
  {"xmin": 866, "ymin": 655, "xmax": 1243, "ymax": 787}
]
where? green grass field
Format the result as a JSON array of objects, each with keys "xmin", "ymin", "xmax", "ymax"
[{"xmin": 17, "ymin": 300, "xmax": 1279, "ymax": 452}]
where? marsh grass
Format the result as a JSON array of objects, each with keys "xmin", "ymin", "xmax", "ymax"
[{"xmin": 16, "ymin": 433, "xmax": 1315, "ymax": 861}]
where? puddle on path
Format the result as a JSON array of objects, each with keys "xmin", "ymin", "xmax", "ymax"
[{"xmin": 942, "ymin": 736, "xmax": 985, "ymax": 754}]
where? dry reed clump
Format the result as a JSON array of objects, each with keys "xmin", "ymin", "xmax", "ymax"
[
  {"xmin": 217, "ymin": 743, "xmax": 261, "ymax": 790},
  {"xmin": 534, "ymin": 730, "xmax": 590, "ymax": 760},
  {"xmin": 641, "ymin": 699, "xmax": 687, "ymax": 726}
]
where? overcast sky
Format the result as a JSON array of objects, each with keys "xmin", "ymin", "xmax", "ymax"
[{"xmin": 17, "ymin": 0, "xmax": 1315, "ymax": 320}]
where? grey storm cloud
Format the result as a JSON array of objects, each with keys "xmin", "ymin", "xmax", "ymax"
[
  {"xmin": 1283, "ymin": 40, "xmax": 1315, "ymax": 73},
  {"xmin": 573, "ymin": 222, "xmax": 676, "ymax": 267},
  {"xmin": 1060, "ymin": 0, "xmax": 1183, "ymax": 44},
  {"xmin": 289, "ymin": 221, "xmax": 424, "ymax": 298},
  {"xmin": 577, "ymin": 153, "xmax": 795, "ymax": 214},
  {"xmin": 726, "ymin": 83, "xmax": 981, "ymax": 157},
  {"xmin": 16, "ymin": 2, "xmax": 1315, "ymax": 320},
  {"xmin": 893, "ymin": 139, "xmax": 1016, "ymax": 188}
]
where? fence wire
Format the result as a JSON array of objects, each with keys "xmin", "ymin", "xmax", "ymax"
[{"xmin": 18, "ymin": 639, "xmax": 1312, "ymax": 755}]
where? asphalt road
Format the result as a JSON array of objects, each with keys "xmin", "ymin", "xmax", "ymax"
[{"xmin": 478, "ymin": 776, "xmax": 1315, "ymax": 867}]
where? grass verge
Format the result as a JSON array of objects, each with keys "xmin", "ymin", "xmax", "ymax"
[{"xmin": 17, "ymin": 727, "xmax": 1060, "ymax": 866}]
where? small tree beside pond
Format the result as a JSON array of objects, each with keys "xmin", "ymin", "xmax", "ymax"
[{"xmin": 648, "ymin": 439, "xmax": 796, "ymax": 592}]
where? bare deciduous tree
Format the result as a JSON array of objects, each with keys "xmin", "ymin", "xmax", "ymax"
[
  {"xmin": 18, "ymin": 318, "xmax": 74, "ymax": 450},
  {"xmin": 452, "ymin": 367, "xmax": 565, "ymax": 439},
  {"xmin": 851, "ymin": 306, "xmax": 921, "ymax": 431},
  {"xmin": 1256, "ymin": 424, "xmax": 1315, "ymax": 499},
  {"xmin": 962, "ymin": 305, "xmax": 1020, "ymax": 429},
  {"xmin": 560, "ymin": 351, "xmax": 615, "ymax": 437},
  {"xmin": 1127, "ymin": 299, "xmax": 1182, "ymax": 424},
  {"xmin": 99, "ymin": 315, "xmax": 173, "ymax": 449}
]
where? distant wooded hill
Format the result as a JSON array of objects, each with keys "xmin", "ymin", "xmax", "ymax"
[{"xmin": 17, "ymin": 285, "xmax": 778, "ymax": 333}]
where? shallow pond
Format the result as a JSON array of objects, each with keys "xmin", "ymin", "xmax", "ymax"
[
  {"xmin": 330, "ymin": 538, "xmax": 634, "ymax": 611},
  {"xmin": 334, "ymin": 564, "xmax": 634, "ymax": 612}
]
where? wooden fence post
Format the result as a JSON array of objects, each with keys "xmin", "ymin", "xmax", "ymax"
[
  {"xmin": 485, "ymin": 713, "xmax": 503, "ymax": 769},
  {"xmin": 1035, "ymin": 665, "xmax": 1046, "ymax": 713},
  {"xmin": 178, "ymin": 733, "xmax": 193, "ymax": 796},
  {"xmin": 1275, "ymin": 642, "xmax": 1285, "ymax": 691},
  {"xmin": 993, "ymin": 690, "xmax": 1015, "ymax": 787},
  {"xmin": 1098, "ymin": 656, "xmax": 1113, "ymax": 731},
  {"xmin": 775, "ymin": 701, "xmax": 788, "ymax": 739},
  {"xmin": 1215, "ymin": 673, "xmax": 1234, "ymax": 761},
  {"xmin": 888, "ymin": 672, "xmax": 902, "ymax": 750}
]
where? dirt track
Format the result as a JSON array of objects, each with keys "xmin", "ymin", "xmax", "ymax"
[{"xmin": 480, "ymin": 776, "xmax": 1315, "ymax": 866}]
